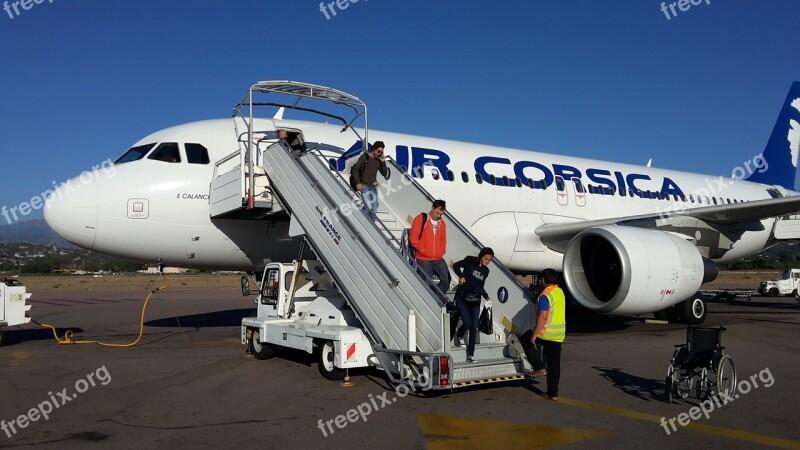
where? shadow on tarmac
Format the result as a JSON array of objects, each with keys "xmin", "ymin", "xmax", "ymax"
[
  {"xmin": 592, "ymin": 366, "xmax": 666, "ymax": 402},
  {"xmin": 145, "ymin": 308, "xmax": 255, "ymax": 328}
]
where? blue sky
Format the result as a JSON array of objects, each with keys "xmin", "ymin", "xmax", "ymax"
[{"xmin": 1, "ymin": 0, "xmax": 799, "ymax": 224}]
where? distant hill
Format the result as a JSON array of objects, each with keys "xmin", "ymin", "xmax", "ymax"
[{"xmin": 0, "ymin": 219, "xmax": 76, "ymax": 248}]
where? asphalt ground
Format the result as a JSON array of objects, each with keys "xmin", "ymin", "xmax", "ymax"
[{"xmin": 1, "ymin": 286, "xmax": 799, "ymax": 449}]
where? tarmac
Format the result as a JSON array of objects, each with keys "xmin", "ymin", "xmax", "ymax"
[{"xmin": 1, "ymin": 286, "xmax": 799, "ymax": 449}]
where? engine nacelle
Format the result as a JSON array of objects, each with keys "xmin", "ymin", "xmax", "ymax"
[{"xmin": 562, "ymin": 225, "xmax": 712, "ymax": 315}]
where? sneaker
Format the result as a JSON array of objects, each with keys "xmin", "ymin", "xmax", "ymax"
[
  {"xmin": 467, "ymin": 355, "xmax": 478, "ymax": 363},
  {"xmin": 526, "ymin": 369, "xmax": 548, "ymax": 378},
  {"xmin": 454, "ymin": 337, "xmax": 465, "ymax": 347},
  {"xmin": 541, "ymin": 393, "xmax": 559, "ymax": 401}
]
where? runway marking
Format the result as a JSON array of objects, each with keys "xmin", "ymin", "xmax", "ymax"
[
  {"xmin": 555, "ymin": 396, "xmax": 800, "ymax": 449},
  {"xmin": 418, "ymin": 414, "xmax": 612, "ymax": 449}
]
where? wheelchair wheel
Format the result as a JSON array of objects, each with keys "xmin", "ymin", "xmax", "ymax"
[
  {"xmin": 665, "ymin": 365, "xmax": 676, "ymax": 403},
  {"xmin": 715, "ymin": 354, "xmax": 736, "ymax": 402}
]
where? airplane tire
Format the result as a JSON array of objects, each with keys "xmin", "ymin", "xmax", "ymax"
[
  {"xmin": 317, "ymin": 340, "xmax": 345, "ymax": 381},
  {"xmin": 678, "ymin": 295, "xmax": 707, "ymax": 325},
  {"xmin": 249, "ymin": 329, "xmax": 275, "ymax": 360}
]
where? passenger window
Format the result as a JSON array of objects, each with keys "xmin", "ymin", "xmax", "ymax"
[
  {"xmin": 489, "ymin": 174, "xmax": 497, "ymax": 185},
  {"xmin": 115, "ymin": 143, "xmax": 155, "ymax": 164},
  {"xmin": 432, "ymin": 169, "xmax": 440, "ymax": 180},
  {"xmin": 185, "ymin": 143, "xmax": 210, "ymax": 164},
  {"xmin": 527, "ymin": 179, "xmax": 534, "ymax": 189},
  {"xmin": 461, "ymin": 171, "xmax": 469, "ymax": 183},
  {"xmin": 555, "ymin": 177, "xmax": 565, "ymax": 192},
  {"xmin": 148, "ymin": 142, "xmax": 181, "ymax": 163},
  {"xmin": 446, "ymin": 170, "xmax": 454, "ymax": 182},
  {"xmin": 475, "ymin": 173, "xmax": 483, "ymax": 184},
  {"xmin": 501, "ymin": 175, "xmax": 509, "ymax": 187}
]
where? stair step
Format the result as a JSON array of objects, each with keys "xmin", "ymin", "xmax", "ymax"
[{"xmin": 452, "ymin": 357, "xmax": 521, "ymax": 383}]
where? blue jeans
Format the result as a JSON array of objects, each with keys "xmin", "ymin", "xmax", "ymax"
[
  {"xmin": 361, "ymin": 185, "xmax": 378, "ymax": 221},
  {"xmin": 416, "ymin": 258, "xmax": 450, "ymax": 298},
  {"xmin": 457, "ymin": 301, "xmax": 480, "ymax": 357}
]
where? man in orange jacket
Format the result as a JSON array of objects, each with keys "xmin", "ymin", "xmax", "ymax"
[{"xmin": 410, "ymin": 199, "xmax": 449, "ymax": 298}]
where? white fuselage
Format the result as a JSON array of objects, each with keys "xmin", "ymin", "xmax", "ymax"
[{"xmin": 44, "ymin": 118, "xmax": 780, "ymax": 271}]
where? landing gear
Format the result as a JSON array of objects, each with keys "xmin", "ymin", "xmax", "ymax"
[{"xmin": 678, "ymin": 294, "xmax": 707, "ymax": 325}]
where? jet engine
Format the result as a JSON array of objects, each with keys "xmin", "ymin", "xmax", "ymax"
[{"xmin": 562, "ymin": 225, "xmax": 717, "ymax": 316}]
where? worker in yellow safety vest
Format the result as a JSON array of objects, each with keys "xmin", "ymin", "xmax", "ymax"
[{"xmin": 525, "ymin": 268, "xmax": 565, "ymax": 401}]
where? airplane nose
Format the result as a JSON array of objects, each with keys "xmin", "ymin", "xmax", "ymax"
[{"xmin": 44, "ymin": 177, "xmax": 98, "ymax": 249}]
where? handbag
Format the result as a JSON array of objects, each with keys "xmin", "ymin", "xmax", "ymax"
[
  {"xmin": 478, "ymin": 306, "xmax": 493, "ymax": 334},
  {"xmin": 463, "ymin": 292, "xmax": 482, "ymax": 306}
]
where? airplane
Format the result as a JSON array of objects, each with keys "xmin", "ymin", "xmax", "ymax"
[{"xmin": 43, "ymin": 81, "xmax": 800, "ymax": 325}]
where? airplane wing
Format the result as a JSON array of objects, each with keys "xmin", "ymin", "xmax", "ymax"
[{"xmin": 535, "ymin": 195, "xmax": 800, "ymax": 251}]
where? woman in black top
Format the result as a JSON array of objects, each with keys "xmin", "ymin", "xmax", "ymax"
[{"xmin": 453, "ymin": 247, "xmax": 494, "ymax": 363}]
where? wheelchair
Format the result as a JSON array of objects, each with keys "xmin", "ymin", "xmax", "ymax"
[{"xmin": 665, "ymin": 326, "xmax": 737, "ymax": 403}]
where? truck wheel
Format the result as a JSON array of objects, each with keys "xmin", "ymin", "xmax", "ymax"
[
  {"xmin": 678, "ymin": 295, "xmax": 707, "ymax": 325},
  {"xmin": 317, "ymin": 340, "xmax": 345, "ymax": 381},
  {"xmin": 249, "ymin": 329, "xmax": 275, "ymax": 360},
  {"xmin": 768, "ymin": 288, "xmax": 779, "ymax": 297}
]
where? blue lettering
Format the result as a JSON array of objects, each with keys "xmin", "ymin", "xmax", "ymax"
[
  {"xmin": 614, "ymin": 171, "xmax": 626, "ymax": 195},
  {"xmin": 474, "ymin": 156, "xmax": 513, "ymax": 186},
  {"xmin": 659, "ymin": 177, "xmax": 684, "ymax": 199},
  {"xmin": 552, "ymin": 164, "xmax": 582, "ymax": 182},
  {"xmin": 586, "ymin": 168, "xmax": 616, "ymax": 194},
  {"xmin": 513, "ymin": 161, "xmax": 554, "ymax": 188},
  {"xmin": 626, "ymin": 173, "xmax": 651, "ymax": 197},
  {"xmin": 395, "ymin": 145, "xmax": 410, "ymax": 171},
  {"xmin": 412, "ymin": 147, "xmax": 450, "ymax": 179},
  {"xmin": 337, "ymin": 141, "xmax": 365, "ymax": 171}
]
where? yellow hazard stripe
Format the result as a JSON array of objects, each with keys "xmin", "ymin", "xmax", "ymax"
[{"xmin": 454, "ymin": 375, "xmax": 525, "ymax": 388}]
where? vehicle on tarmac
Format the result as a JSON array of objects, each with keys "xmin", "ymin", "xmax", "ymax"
[
  {"xmin": 0, "ymin": 278, "xmax": 32, "ymax": 346},
  {"xmin": 757, "ymin": 268, "xmax": 800, "ymax": 297}
]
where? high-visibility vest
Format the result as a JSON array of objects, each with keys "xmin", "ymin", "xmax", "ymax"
[{"xmin": 537, "ymin": 285, "xmax": 566, "ymax": 342}]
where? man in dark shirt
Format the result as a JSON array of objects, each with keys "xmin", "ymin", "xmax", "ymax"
[{"xmin": 351, "ymin": 141, "xmax": 388, "ymax": 221}]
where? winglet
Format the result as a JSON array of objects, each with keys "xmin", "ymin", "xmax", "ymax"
[{"xmin": 273, "ymin": 107, "xmax": 285, "ymax": 120}]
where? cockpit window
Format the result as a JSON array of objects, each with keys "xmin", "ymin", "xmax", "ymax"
[
  {"xmin": 115, "ymin": 143, "xmax": 155, "ymax": 165},
  {"xmin": 148, "ymin": 142, "xmax": 181, "ymax": 163},
  {"xmin": 185, "ymin": 143, "xmax": 210, "ymax": 164}
]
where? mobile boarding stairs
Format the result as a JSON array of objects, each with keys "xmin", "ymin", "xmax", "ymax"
[{"xmin": 210, "ymin": 81, "xmax": 539, "ymax": 390}]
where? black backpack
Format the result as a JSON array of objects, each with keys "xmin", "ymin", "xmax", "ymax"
[
  {"xmin": 409, "ymin": 213, "xmax": 428, "ymax": 258},
  {"xmin": 349, "ymin": 154, "xmax": 368, "ymax": 190}
]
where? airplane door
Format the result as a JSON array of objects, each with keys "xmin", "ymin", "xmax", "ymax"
[
  {"xmin": 572, "ymin": 177, "xmax": 586, "ymax": 207},
  {"xmin": 555, "ymin": 176, "xmax": 568, "ymax": 206}
]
